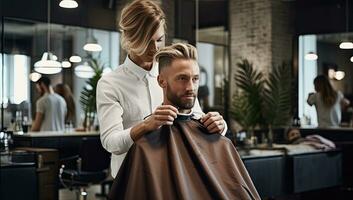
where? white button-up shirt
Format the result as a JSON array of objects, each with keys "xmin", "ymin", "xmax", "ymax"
[{"xmin": 97, "ymin": 56, "xmax": 226, "ymax": 177}]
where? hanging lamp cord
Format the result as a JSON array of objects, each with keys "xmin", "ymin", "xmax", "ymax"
[
  {"xmin": 47, "ymin": 0, "xmax": 51, "ymax": 52},
  {"xmin": 346, "ymin": 0, "xmax": 349, "ymax": 32}
]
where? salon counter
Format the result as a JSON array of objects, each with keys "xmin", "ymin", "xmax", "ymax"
[
  {"xmin": 1, "ymin": 148, "xmax": 59, "ymax": 200},
  {"xmin": 13, "ymin": 130, "xmax": 99, "ymax": 137},
  {"xmin": 238, "ymin": 147, "xmax": 342, "ymax": 198},
  {"xmin": 13, "ymin": 131, "xmax": 100, "ymax": 159}
]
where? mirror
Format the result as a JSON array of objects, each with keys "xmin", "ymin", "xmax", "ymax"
[
  {"xmin": 298, "ymin": 32, "xmax": 353, "ymax": 127},
  {"xmin": 0, "ymin": 17, "xmax": 120, "ymax": 130},
  {"xmin": 195, "ymin": 0, "xmax": 229, "ymax": 116}
]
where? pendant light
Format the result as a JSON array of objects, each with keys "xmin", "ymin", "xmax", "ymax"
[
  {"xmin": 304, "ymin": 52, "xmax": 318, "ymax": 60},
  {"xmin": 350, "ymin": 56, "xmax": 353, "ymax": 62},
  {"xmin": 29, "ymin": 72, "xmax": 42, "ymax": 82},
  {"xmin": 69, "ymin": 55, "xmax": 82, "ymax": 63},
  {"xmin": 75, "ymin": 62, "xmax": 94, "ymax": 78},
  {"xmin": 59, "ymin": 0, "xmax": 78, "ymax": 8},
  {"xmin": 83, "ymin": 29, "xmax": 102, "ymax": 52},
  {"xmin": 335, "ymin": 71, "xmax": 345, "ymax": 80},
  {"xmin": 61, "ymin": 59, "xmax": 71, "ymax": 68},
  {"xmin": 339, "ymin": 0, "xmax": 353, "ymax": 49},
  {"xmin": 34, "ymin": 0, "xmax": 62, "ymax": 74}
]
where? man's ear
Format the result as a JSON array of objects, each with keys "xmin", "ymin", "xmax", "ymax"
[{"xmin": 157, "ymin": 75, "xmax": 167, "ymax": 88}]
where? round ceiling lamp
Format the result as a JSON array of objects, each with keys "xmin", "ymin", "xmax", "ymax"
[
  {"xmin": 339, "ymin": 0, "xmax": 353, "ymax": 49},
  {"xmin": 29, "ymin": 72, "xmax": 42, "ymax": 82},
  {"xmin": 334, "ymin": 71, "xmax": 345, "ymax": 80},
  {"xmin": 61, "ymin": 59, "xmax": 71, "ymax": 68},
  {"xmin": 34, "ymin": 52, "xmax": 62, "ymax": 74},
  {"xmin": 83, "ymin": 30, "xmax": 102, "ymax": 52},
  {"xmin": 304, "ymin": 52, "xmax": 318, "ymax": 60},
  {"xmin": 34, "ymin": 0, "xmax": 62, "ymax": 74},
  {"xmin": 75, "ymin": 62, "xmax": 94, "ymax": 78},
  {"xmin": 59, "ymin": 0, "xmax": 78, "ymax": 8},
  {"xmin": 69, "ymin": 55, "xmax": 82, "ymax": 63}
]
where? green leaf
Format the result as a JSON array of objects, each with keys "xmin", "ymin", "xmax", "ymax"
[{"xmin": 79, "ymin": 58, "xmax": 107, "ymax": 118}]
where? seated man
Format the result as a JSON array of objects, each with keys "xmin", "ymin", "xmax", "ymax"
[{"xmin": 108, "ymin": 43, "xmax": 260, "ymax": 200}]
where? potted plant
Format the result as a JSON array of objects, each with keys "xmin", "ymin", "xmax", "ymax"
[
  {"xmin": 79, "ymin": 58, "xmax": 105, "ymax": 131},
  {"xmin": 262, "ymin": 63, "xmax": 292, "ymax": 146},
  {"xmin": 231, "ymin": 59, "xmax": 265, "ymax": 145},
  {"xmin": 231, "ymin": 59, "xmax": 292, "ymax": 147}
]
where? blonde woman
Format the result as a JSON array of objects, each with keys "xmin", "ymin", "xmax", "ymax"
[{"xmin": 96, "ymin": 0, "xmax": 227, "ymax": 178}]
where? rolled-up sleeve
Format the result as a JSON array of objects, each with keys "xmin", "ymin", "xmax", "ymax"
[{"xmin": 96, "ymin": 78, "xmax": 134, "ymax": 155}]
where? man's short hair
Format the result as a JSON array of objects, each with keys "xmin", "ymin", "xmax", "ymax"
[
  {"xmin": 36, "ymin": 76, "xmax": 51, "ymax": 87},
  {"xmin": 154, "ymin": 43, "xmax": 198, "ymax": 73}
]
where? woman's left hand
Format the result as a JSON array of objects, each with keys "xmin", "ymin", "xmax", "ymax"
[{"xmin": 200, "ymin": 112, "xmax": 225, "ymax": 134}]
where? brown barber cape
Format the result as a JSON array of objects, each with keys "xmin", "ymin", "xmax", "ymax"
[{"xmin": 108, "ymin": 116, "xmax": 260, "ymax": 200}]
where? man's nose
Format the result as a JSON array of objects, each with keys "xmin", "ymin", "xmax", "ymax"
[{"xmin": 186, "ymin": 79, "xmax": 196, "ymax": 91}]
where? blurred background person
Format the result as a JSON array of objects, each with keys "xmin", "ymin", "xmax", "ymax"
[
  {"xmin": 198, "ymin": 66, "xmax": 210, "ymax": 111},
  {"xmin": 31, "ymin": 77, "xmax": 67, "ymax": 132},
  {"xmin": 54, "ymin": 83, "xmax": 76, "ymax": 127},
  {"xmin": 307, "ymin": 75, "xmax": 350, "ymax": 128}
]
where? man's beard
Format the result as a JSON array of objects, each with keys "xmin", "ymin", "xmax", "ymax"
[{"xmin": 166, "ymin": 85, "xmax": 197, "ymax": 110}]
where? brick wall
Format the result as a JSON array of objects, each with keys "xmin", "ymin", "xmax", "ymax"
[{"xmin": 229, "ymin": 0, "xmax": 295, "ymax": 98}]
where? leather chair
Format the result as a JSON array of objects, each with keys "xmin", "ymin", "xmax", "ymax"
[{"xmin": 59, "ymin": 137, "xmax": 111, "ymax": 200}]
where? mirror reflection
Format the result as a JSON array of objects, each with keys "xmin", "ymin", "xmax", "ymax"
[
  {"xmin": 197, "ymin": 27, "xmax": 229, "ymax": 113},
  {"xmin": 298, "ymin": 32, "xmax": 353, "ymax": 127},
  {"xmin": 0, "ymin": 18, "xmax": 120, "ymax": 130}
]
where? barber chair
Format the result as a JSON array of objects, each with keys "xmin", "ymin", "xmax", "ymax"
[{"xmin": 59, "ymin": 137, "xmax": 111, "ymax": 200}]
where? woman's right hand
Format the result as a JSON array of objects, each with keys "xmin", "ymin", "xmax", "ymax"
[
  {"xmin": 130, "ymin": 105, "xmax": 178, "ymax": 141},
  {"xmin": 143, "ymin": 105, "xmax": 178, "ymax": 132}
]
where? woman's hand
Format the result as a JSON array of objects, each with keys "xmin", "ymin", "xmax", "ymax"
[
  {"xmin": 200, "ymin": 112, "xmax": 225, "ymax": 134},
  {"xmin": 144, "ymin": 105, "xmax": 178, "ymax": 132},
  {"xmin": 131, "ymin": 105, "xmax": 178, "ymax": 141}
]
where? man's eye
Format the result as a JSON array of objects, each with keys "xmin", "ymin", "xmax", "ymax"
[{"xmin": 178, "ymin": 77, "xmax": 186, "ymax": 81}]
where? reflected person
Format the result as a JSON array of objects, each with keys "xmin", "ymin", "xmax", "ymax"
[
  {"xmin": 307, "ymin": 75, "xmax": 350, "ymax": 127},
  {"xmin": 31, "ymin": 77, "xmax": 66, "ymax": 132},
  {"xmin": 54, "ymin": 83, "xmax": 76, "ymax": 126}
]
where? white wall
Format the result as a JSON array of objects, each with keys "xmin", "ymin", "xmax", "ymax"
[{"xmin": 298, "ymin": 35, "xmax": 318, "ymax": 126}]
